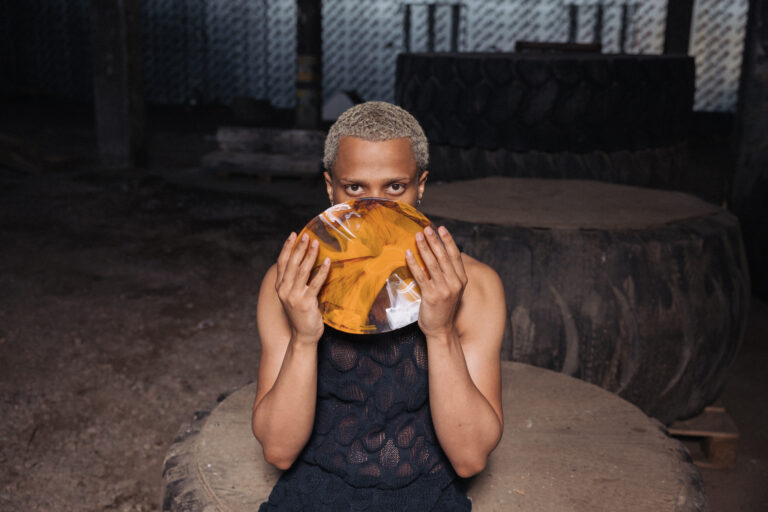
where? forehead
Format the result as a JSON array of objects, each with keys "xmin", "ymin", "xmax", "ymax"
[{"xmin": 333, "ymin": 136, "xmax": 417, "ymax": 180}]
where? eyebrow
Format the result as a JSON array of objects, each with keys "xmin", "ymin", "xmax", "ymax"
[{"xmin": 338, "ymin": 176, "xmax": 413, "ymax": 184}]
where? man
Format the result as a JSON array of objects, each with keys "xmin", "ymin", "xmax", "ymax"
[{"xmin": 252, "ymin": 101, "xmax": 505, "ymax": 510}]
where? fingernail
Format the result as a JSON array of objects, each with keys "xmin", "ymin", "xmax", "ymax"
[
  {"xmin": 311, "ymin": 239, "xmax": 319, "ymax": 248},
  {"xmin": 438, "ymin": 226, "xmax": 447, "ymax": 235},
  {"xmin": 289, "ymin": 232, "xmax": 296, "ymax": 240},
  {"xmin": 301, "ymin": 234, "xmax": 309, "ymax": 242},
  {"xmin": 415, "ymin": 232, "xmax": 424, "ymax": 242},
  {"xmin": 324, "ymin": 257, "xmax": 330, "ymax": 265},
  {"xmin": 406, "ymin": 249, "xmax": 413, "ymax": 258},
  {"xmin": 424, "ymin": 226, "xmax": 434, "ymax": 236}
]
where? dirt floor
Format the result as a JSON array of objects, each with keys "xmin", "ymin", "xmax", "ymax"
[{"xmin": 0, "ymin": 100, "xmax": 766, "ymax": 511}]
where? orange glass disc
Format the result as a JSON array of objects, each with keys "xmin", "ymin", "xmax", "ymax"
[{"xmin": 298, "ymin": 198, "xmax": 432, "ymax": 334}]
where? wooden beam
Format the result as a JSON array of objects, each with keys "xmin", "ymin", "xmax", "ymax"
[
  {"xmin": 91, "ymin": 0, "xmax": 145, "ymax": 167},
  {"xmin": 668, "ymin": 402, "xmax": 739, "ymax": 469},
  {"xmin": 664, "ymin": 0, "xmax": 695, "ymax": 54},
  {"xmin": 732, "ymin": 0, "xmax": 768, "ymax": 297},
  {"xmin": 296, "ymin": 0, "xmax": 322, "ymax": 129}
]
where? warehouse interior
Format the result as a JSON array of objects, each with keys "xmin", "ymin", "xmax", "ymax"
[{"xmin": 0, "ymin": 1, "xmax": 766, "ymax": 510}]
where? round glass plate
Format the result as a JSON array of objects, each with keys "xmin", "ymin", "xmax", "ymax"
[{"xmin": 298, "ymin": 198, "xmax": 433, "ymax": 334}]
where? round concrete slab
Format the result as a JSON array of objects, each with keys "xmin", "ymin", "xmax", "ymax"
[
  {"xmin": 162, "ymin": 362, "xmax": 705, "ymax": 511},
  {"xmin": 420, "ymin": 177, "xmax": 720, "ymax": 230}
]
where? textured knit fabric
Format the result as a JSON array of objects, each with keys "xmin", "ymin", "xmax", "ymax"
[{"xmin": 259, "ymin": 323, "xmax": 471, "ymax": 511}]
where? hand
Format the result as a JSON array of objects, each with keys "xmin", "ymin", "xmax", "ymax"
[
  {"xmin": 405, "ymin": 226, "xmax": 468, "ymax": 339},
  {"xmin": 275, "ymin": 232, "xmax": 331, "ymax": 344}
]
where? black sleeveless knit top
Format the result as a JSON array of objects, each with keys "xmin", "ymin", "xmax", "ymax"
[{"xmin": 259, "ymin": 323, "xmax": 471, "ymax": 511}]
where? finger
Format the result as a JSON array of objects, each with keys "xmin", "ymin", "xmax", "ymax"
[
  {"xmin": 294, "ymin": 239, "xmax": 320, "ymax": 289},
  {"xmin": 307, "ymin": 257, "xmax": 331, "ymax": 295},
  {"xmin": 437, "ymin": 226, "xmax": 467, "ymax": 283},
  {"xmin": 276, "ymin": 232, "xmax": 297, "ymax": 284},
  {"xmin": 423, "ymin": 226, "xmax": 456, "ymax": 278},
  {"xmin": 405, "ymin": 249, "xmax": 429, "ymax": 287},
  {"xmin": 282, "ymin": 233, "xmax": 310, "ymax": 286},
  {"xmin": 415, "ymin": 231, "xmax": 446, "ymax": 287}
]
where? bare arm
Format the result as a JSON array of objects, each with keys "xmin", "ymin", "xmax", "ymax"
[
  {"xmin": 251, "ymin": 233, "xmax": 330, "ymax": 470},
  {"xmin": 406, "ymin": 226, "xmax": 505, "ymax": 477}
]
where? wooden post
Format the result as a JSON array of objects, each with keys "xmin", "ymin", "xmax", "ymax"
[
  {"xmin": 403, "ymin": 4, "xmax": 412, "ymax": 53},
  {"xmin": 619, "ymin": 4, "xmax": 631, "ymax": 53},
  {"xmin": 450, "ymin": 4, "xmax": 460, "ymax": 52},
  {"xmin": 663, "ymin": 0, "xmax": 695, "ymax": 54},
  {"xmin": 296, "ymin": 0, "xmax": 322, "ymax": 129},
  {"xmin": 733, "ymin": 0, "xmax": 768, "ymax": 297},
  {"xmin": 568, "ymin": 4, "xmax": 579, "ymax": 43},
  {"xmin": 593, "ymin": 4, "xmax": 604, "ymax": 46},
  {"xmin": 427, "ymin": 4, "xmax": 436, "ymax": 52},
  {"xmin": 90, "ymin": 0, "xmax": 145, "ymax": 167}
]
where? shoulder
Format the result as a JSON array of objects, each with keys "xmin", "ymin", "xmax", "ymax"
[
  {"xmin": 262, "ymin": 262, "xmax": 278, "ymax": 288},
  {"xmin": 456, "ymin": 253, "xmax": 505, "ymax": 340},
  {"xmin": 257, "ymin": 263, "xmax": 281, "ymax": 311},
  {"xmin": 257, "ymin": 264, "xmax": 280, "ymax": 308},
  {"xmin": 460, "ymin": 253, "xmax": 504, "ymax": 300}
]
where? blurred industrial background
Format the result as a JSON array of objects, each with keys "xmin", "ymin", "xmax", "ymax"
[
  {"xmin": 1, "ymin": 0, "xmax": 767, "ymax": 510},
  {"xmin": 0, "ymin": 0, "xmax": 750, "ymax": 111}
]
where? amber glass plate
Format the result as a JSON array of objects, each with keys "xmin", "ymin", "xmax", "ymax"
[{"xmin": 298, "ymin": 198, "xmax": 432, "ymax": 334}]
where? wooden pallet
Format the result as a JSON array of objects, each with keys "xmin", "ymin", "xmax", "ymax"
[
  {"xmin": 668, "ymin": 401, "xmax": 739, "ymax": 469},
  {"xmin": 201, "ymin": 126, "xmax": 326, "ymax": 184},
  {"xmin": 202, "ymin": 150, "xmax": 322, "ymax": 184}
]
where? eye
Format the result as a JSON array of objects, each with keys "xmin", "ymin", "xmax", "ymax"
[
  {"xmin": 344, "ymin": 184, "xmax": 363, "ymax": 195},
  {"xmin": 387, "ymin": 183, "xmax": 406, "ymax": 194}
]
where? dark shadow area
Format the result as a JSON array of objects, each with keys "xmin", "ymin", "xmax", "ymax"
[{"xmin": 0, "ymin": 99, "xmax": 765, "ymax": 510}]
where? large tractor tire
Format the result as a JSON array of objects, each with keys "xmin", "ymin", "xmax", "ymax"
[
  {"xmin": 422, "ymin": 178, "xmax": 750, "ymax": 424},
  {"xmin": 396, "ymin": 53, "xmax": 695, "ymax": 187}
]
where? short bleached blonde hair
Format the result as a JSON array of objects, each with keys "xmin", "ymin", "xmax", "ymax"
[{"xmin": 323, "ymin": 101, "xmax": 429, "ymax": 175}]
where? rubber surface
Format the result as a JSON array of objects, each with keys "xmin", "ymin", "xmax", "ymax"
[
  {"xmin": 396, "ymin": 52, "xmax": 695, "ymax": 185},
  {"xmin": 422, "ymin": 178, "xmax": 750, "ymax": 424}
]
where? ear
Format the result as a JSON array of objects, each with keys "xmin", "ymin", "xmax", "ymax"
[
  {"xmin": 324, "ymin": 171, "xmax": 334, "ymax": 203},
  {"xmin": 417, "ymin": 170, "xmax": 428, "ymax": 202}
]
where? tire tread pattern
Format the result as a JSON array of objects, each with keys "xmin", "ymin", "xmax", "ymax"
[
  {"xmin": 429, "ymin": 209, "xmax": 749, "ymax": 425},
  {"xmin": 396, "ymin": 53, "xmax": 695, "ymax": 185}
]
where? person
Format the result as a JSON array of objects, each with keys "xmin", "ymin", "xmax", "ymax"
[{"xmin": 252, "ymin": 101, "xmax": 506, "ymax": 511}]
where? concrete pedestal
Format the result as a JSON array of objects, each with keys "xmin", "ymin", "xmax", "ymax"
[{"xmin": 162, "ymin": 362, "xmax": 705, "ymax": 511}]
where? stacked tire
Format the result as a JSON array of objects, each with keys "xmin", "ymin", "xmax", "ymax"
[
  {"xmin": 396, "ymin": 53, "xmax": 695, "ymax": 186},
  {"xmin": 421, "ymin": 178, "xmax": 750, "ymax": 424}
]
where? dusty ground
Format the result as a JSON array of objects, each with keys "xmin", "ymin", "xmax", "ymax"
[
  {"xmin": 0, "ymin": 167, "xmax": 330, "ymax": 511},
  {"xmin": 0, "ymin": 100, "xmax": 766, "ymax": 511}
]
